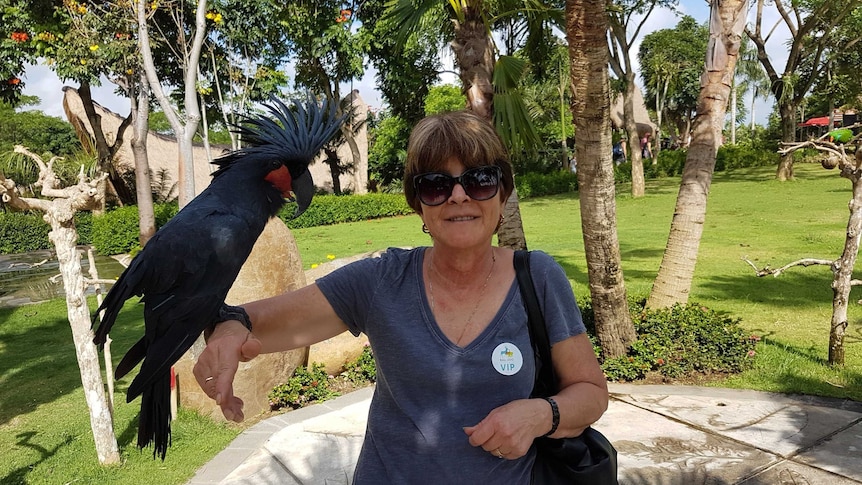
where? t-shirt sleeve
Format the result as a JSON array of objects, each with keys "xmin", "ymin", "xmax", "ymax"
[
  {"xmin": 315, "ymin": 248, "xmax": 409, "ymax": 337},
  {"xmin": 529, "ymin": 250, "xmax": 586, "ymax": 346}
]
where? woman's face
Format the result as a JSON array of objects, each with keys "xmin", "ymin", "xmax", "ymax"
[{"xmin": 418, "ymin": 157, "xmax": 504, "ymax": 251}]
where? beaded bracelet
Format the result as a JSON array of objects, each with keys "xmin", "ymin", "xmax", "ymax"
[{"xmin": 541, "ymin": 396, "xmax": 560, "ymax": 437}]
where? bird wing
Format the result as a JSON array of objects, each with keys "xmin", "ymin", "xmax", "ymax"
[{"xmin": 96, "ymin": 190, "xmax": 263, "ymax": 385}]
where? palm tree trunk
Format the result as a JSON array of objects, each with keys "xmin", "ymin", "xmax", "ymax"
[
  {"xmin": 452, "ymin": 3, "xmax": 494, "ymax": 120},
  {"xmin": 647, "ymin": 0, "xmax": 749, "ymax": 309},
  {"xmin": 567, "ymin": 0, "xmax": 635, "ymax": 358},
  {"xmin": 623, "ymin": 76, "xmax": 645, "ymax": 197},
  {"xmin": 452, "ymin": 1, "xmax": 527, "ymax": 250},
  {"xmin": 776, "ymin": 101, "xmax": 797, "ymax": 181}
]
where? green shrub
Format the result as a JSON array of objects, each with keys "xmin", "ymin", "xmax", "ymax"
[
  {"xmin": 92, "ymin": 205, "xmax": 142, "ymax": 255},
  {"xmin": 268, "ymin": 363, "xmax": 340, "ymax": 410},
  {"xmin": 91, "ymin": 203, "xmax": 178, "ymax": 255},
  {"xmin": 647, "ymin": 149, "xmax": 687, "ymax": 177},
  {"xmin": 0, "ymin": 211, "xmax": 50, "ymax": 253},
  {"xmin": 599, "ymin": 301, "xmax": 759, "ymax": 382},
  {"xmin": 515, "ymin": 171, "xmax": 578, "ymax": 199},
  {"xmin": 284, "ymin": 193, "xmax": 412, "ymax": 229},
  {"xmin": 0, "ymin": 211, "xmax": 93, "ymax": 253},
  {"xmin": 715, "ymin": 144, "xmax": 778, "ymax": 170},
  {"xmin": 342, "ymin": 345, "xmax": 377, "ymax": 384},
  {"xmin": 76, "ymin": 212, "xmax": 93, "ymax": 245}
]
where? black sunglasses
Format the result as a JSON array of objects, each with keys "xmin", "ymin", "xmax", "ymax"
[{"xmin": 413, "ymin": 166, "xmax": 502, "ymax": 207}]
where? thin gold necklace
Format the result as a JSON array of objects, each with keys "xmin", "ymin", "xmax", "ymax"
[{"xmin": 428, "ymin": 249, "xmax": 497, "ymax": 346}]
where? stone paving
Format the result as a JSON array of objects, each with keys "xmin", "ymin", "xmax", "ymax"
[{"xmin": 188, "ymin": 383, "xmax": 862, "ymax": 484}]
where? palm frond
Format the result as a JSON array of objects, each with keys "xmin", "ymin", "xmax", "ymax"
[
  {"xmin": 493, "ymin": 55, "xmax": 542, "ymax": 151},
  {"xmin": 384, "ymin": 0, "xmax": 442, "ymax": 48}
]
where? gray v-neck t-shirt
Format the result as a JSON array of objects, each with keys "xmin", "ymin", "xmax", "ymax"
[{"xmin": 316, "ymin": 247, "xmax": 585, "ymax": 484}]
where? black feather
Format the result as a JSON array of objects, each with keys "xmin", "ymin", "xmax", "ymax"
[{"xmin": 91, "ymin": 93, "xmax": 343, "ymax": 459}]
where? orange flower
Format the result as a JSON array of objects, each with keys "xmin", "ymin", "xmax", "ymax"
[
  {"xmin": 8, "ymin": 78, "xmax": 21, "ymax": 85},
  {"xmin": 11, "ymin": 32, "xmax": 30, "ymax": 42}
]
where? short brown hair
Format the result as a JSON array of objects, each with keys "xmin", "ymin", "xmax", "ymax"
[{"xmin": 403, "ymin": 110, "xmax": 514, "ymax": 213}]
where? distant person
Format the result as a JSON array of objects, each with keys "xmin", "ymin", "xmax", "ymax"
[
  {"xmin": 194, "ymin": 110, "xmax": 609, "ymax": 483},
  {"xmin": 640, "ymin": 133, "xmax": 653, "ymax": 159}
]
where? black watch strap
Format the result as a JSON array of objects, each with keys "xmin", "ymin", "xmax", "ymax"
[
  {"xmin": 205, "ymin": 304, "xmax": 252, "ymax": 341},
  {"xmin": 217, "ymin": 304, "xmax": 252, "ymax": 331}
]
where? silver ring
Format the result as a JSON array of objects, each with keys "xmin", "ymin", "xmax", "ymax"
[{"xmin": 205, "ymin": 376, "xmax": 215, "ymax": 382}]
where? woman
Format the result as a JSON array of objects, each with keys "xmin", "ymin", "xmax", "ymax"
[{"xmin": 195, "ymin": 110, "xmax": 609, "ymax": 483}]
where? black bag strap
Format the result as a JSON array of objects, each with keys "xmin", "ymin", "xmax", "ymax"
[{"xmin": 514, "ymin": 250, "xmax": 557, "ymax": 398}]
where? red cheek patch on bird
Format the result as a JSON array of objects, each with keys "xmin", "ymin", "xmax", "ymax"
[{"xmin": 264, "ymin": 165, "xmax": 294, "ymax": 199}]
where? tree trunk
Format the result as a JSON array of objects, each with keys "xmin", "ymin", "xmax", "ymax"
[
  {"xmin": 131, "ymin": 73, "xmax": 156, "ymax": 247},
  {"xmin": 623, "ymin": 74, "xmax": 645, "ymax": 197},
  {"xmin": 452, "ymin": 2, "xmax": 494, "ymax": 120},
  {"xmin": 452, "ymin": 2, "xmax": 527, "ymax": 250},
  {"xmin": 2, "ymin": 147, "xmax": 120, "ymax": 464},
  {"xmin": 137, "ymin": 0, "xmax": 207, "ymax": 207},
  {"xmin": 826, "ymin": 181, "xmax": 860, "ymax": 365},
  {"xmin": 647, "ymin": 0, "xmax": 749, "ymax": 309},
  {"xmin": 53, "ymin": 221, "xmax": 121, "ymax": 464},
  {"xmin": 341, "ymin": 91, "xmax": 364, "ymax": 192},
  {"xmin": 730, "ymin": 77, "xmax": 737, "ymax": 144},
  {"xmin": 77, "ymin": 82, "xmax": 135, "ymax": 206},
  {"xmin": 324, "ymin": 147, "xmax": 343, "ymax": 194},
  {"xmin": 825, "ymin": 162, "xmax": 862, "ymax": 366},
  {"xmin": 497, "ymin": 188, "xmax": 527, "ymax": 250},
  {"xmin": 776, "ymin": 101, "xmax": 797, "ymax": 181},
  {"xmin": 567, "ymin": 0, "xmax": 635, "ymax": 358}
]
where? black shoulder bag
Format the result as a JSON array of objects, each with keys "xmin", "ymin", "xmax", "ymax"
[{"xmin": 514, "ymin": 250, "xmax": 618, "ymax": 485}]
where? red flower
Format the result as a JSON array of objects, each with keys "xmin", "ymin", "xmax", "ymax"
[
  {"xmin": 10, "ymin": 32, "xmax": 30, "ymax": 43},
  {"xmin": 8, "ymin": 78, "xmax": 20, "ymax": 85}
]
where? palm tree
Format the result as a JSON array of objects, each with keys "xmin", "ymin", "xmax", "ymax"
[
  {"xmin": 735, "ymin": 37, "xmax": 770, "ymax": 135},
  {"xmin": 385, "ymin": 0, "xmax": 559, "ymax": 250},
  {"xmin": 607, "ymin": 0, "xmax": 670, "ymax": 197},
  {"xmin": 647, "ymin": 0, "xmax": 750, "ymax": 309},
  {"xmin": 567, "ymin": 0, "xmax": 636, "ymax": 358},
  {"xmin": 642, "ymin": 52, "xmax": 678, "ymax": 158}
]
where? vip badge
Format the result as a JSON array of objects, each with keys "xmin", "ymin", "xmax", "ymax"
[{"xmin": 492, "ymin": 342, "xmax": 524, "ymax": 376}]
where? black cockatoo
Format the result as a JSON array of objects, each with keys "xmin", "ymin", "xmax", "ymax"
[{"xmin": 92, "ymin": 94, "xmax": 343, "ymax": 459}]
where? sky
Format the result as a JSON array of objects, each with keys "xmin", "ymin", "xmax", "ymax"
[{"xmin": 21, "ymin": 2, "xmax": 787, "ymax": 126}]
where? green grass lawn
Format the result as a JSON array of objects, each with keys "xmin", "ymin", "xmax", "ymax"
[{"xmin": 2, "ymin": 162, "xmax": 860, "ymax": 484}]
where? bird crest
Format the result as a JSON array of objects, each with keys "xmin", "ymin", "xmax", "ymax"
[{"xmin": 212, "ymin": 93, "xmax": 344, "ymax": 176}]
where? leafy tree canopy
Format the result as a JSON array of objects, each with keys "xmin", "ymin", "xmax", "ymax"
[
  {"xmin": 424, "ymin": 84, "xmax": 465, "ymax": 115},
  {"xmin": 638, "ymin": 15, "xmax": 707, "ymax": 116}
]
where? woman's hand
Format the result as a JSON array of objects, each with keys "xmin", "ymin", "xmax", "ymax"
[
  {"xmin": 193, "ymin": 320, "xmax": 262, "ymax": 422},
  {"xmin": 463, "ymin": 398, "xmax": 550, "ymax": 460}
]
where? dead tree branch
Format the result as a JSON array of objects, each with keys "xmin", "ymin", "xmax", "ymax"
[{"xmin": 742, "ymin": 256, "xmax": 833, "ymax": 277}]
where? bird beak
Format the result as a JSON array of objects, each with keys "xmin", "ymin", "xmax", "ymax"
[{"xmin": 289, "ymin": 169, "xmax": 315, "ymax": 219}]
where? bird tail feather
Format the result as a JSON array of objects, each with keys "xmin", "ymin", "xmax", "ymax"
[
  {"xmin": 136, "ymin": 374, "xmax": 172, "ymax": 460},
  {"xmin": 115, "ymin": 337, "xmax": 146, "ymax": 380}
]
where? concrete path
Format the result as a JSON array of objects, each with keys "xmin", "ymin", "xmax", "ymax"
[{"xmin": 188, "ymin": 384, "xmax": 862, "ymax": 484}]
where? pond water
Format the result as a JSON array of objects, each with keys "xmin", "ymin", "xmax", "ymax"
[{"xmin": 0, "ymin": 247, "xmax": 127, "ymax": 308}]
